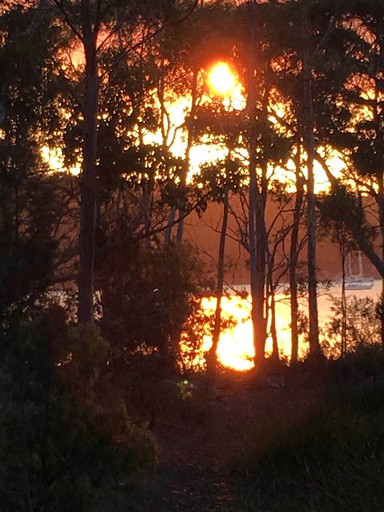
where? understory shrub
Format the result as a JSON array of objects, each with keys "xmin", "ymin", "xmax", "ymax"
[
  {"xmin": 0, "ymin": 307, "xmax": 158, "ymax": 512},
  {"xmin": 240, "ymin": 381, "xmax": 384, "ymax": 512}
]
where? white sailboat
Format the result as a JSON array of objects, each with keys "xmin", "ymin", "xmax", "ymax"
[{"xmin": 344, "ymin": 251, "xmax": 374, "ymax": 291}]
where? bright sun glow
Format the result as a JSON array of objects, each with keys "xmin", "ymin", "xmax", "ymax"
[
  {"xmin": 197, "ymin": 287, "xmax": 312, "ymax": 372},
  {"xmin": 201, "ymin": 295, "xmax": 255, "ymax": 371},
  {"xmin": 41, "ymin": 146, "xmax": 80, "ymax": 176},
  {"xmin": 196, "ymin": 284, "xmax": 358, "ymax": 372},
  {"xmin": 209, "ymin": 62, "xmax": 236, "ymax": 96}
]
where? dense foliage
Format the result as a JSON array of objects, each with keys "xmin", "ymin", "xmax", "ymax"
[
  {"xmin": 0, "ymin": 308, "xmax": 158, "ymax": 511},
  {"xmin": 240, "ymin": 376, "xmax": 384, "ymax": 511}
]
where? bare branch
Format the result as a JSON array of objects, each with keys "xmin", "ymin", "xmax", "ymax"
[
  {"xmin": 52, "ymin": 0, "xmax": 84, "ymax": 42},
  {"xmin": 98, "ymin": 0, "xmax": 200, "ymax": 80}
]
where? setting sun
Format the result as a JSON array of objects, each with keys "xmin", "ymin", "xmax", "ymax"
[{"xmin": 209, "ymin": 62, "xmax": 236, "ymax": 95}]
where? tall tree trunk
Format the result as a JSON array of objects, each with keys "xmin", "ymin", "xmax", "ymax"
[
  {"xmin": 256, "ymin": 164, "xmax": 268, "ymax": 359},
  {"xmin": 165, "ymin": 207, "xmax": 176, "ymax": 244},
  {"xmin": 377, "ymin": 174, "xmax": 384, "ymax": 347},
  {"xmin": 290, "ymin": 161, "xmax": 304, "ymax": 365},
  {"xmin": 303, "ymin": 35, "xmax": 320, "ymax": 357},
  {"xmin": 159, "ymin": 65, "xmax": 177, "ymax": 245},
  {"xmin": 207, "ymin": 189, "xmax": 229, "ymax": 374},
  {"xmin": 266, "ymin": 231, "xmax": 278, "ymax": 360},
  {"xmin": 248, "ymin": 2, "xmax": 266, "ymax": 370},
  {"xmin": 176, "ymin": 68, "xmax": 197, "ymax": 242},
  {"xmin": 78, "ymin": 0, "xmax": 99, "ymax": 324},
  {"xmin": 249, "ymin": 127, "xmax": 265, "ymax": 369},
  {"xmin": 340, "ymin": 241, "xmax": 347, "ymax": 356},
  {"xmin": 269, "ymin": 287, "xmax": 279, "ymax": 361}
]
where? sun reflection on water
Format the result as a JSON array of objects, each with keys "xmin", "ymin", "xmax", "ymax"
[
  {"xmin": 201, "ymin": 295, "xmax": 255, "ymax": 371},
  {"xmin": 200, "ymin": 293, "xmax": 295, "ymax": 371},
  {"xmin": 193, "ymin": 281, "xmax": 383, "ymax": 372}
]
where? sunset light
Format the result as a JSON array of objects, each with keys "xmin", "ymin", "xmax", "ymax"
[
  {"xmin": 200, "ymin": 295, "xmax": 255, "ymax": 372},
  {"xmin": 209, "ymin": 62, "xmax": 236, "ymax": 96}
]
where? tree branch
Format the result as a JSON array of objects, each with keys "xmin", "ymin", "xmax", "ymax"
[
  {"xmin": 98, "ymin": 0, "xmax": 200, "ymax": 81},
  {"xmin": 52, "ymin": 0, "xmax": 84, "ymax": 42}
]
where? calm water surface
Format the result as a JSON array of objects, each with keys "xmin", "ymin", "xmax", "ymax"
[{"xmin": 204, "ymin": 280, "xmax": 383, "ymax": 370}]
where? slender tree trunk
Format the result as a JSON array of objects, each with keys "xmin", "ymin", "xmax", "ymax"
[
  {"xmin": 266, "ymin": 237, "xmax": 278, "ymax": 360},
  {"xmin": 265, "ymin": 245, "xmax": 279, "ymax": 360},
  {"xmin": 256, "ymin": 164, "xmax": 268, "ymax": 357},
  {"xmin": 340, "ymin": 242, "xmax": 347, "ymax": 356},
  {"xmin": 165, "ymin": 207, "xmax": 176, "ymax": 243},
  {"xmin": 377, "ymin": 174, "xmax": 384, "ymax": 347},
  {"xmin": 207, "ymin": 189, "xmax": 229, "ymax": 374},
  {"xmin": 158, "ymin": 65, "xmax": 176, "ymax": 245},
  {"xmin": 373, "ymin": 46, "xmax": 384, "ymax": 348},
  {"xmin": 176, "ymin": 68, "xmax": 197, "ymax": 242},
  {"xmin": 290, "ymin": 166, "xmax": 304, "ymax": 365},
  {"xmin": 303, "ymin": 37, "xmax": 320, "ymax": 357},
  {"xmin": 269, "ymin": 287, "xmax": 279, "ymax": 361},
  {"xmin": 249, "ymin": 130, "xmax": 264, "ymax": 368},
  {"xmin": 78, "ymin": 0, "xmax": 99, "ymax": 324},
  {"xmin": 248, "ymin": 5, "xmax": 266, "ymax": 370}
]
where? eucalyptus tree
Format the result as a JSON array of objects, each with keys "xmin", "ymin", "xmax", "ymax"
[
  {"xmin": 319, "ymin": 187, "xmax": 359, "ymax": 355},
  {"xmin": 251, "ymin": 0, "xmax": 361, "ymax": 358},
  {"xmin": 312, "ymin": 0, "xmax": 384, "ymax": 348},
  {"xmin": 44, "ymin": 0, "xmax": 199, "ymax": 324},
  {"xmin": 162, "ymin": 0, "xmax": 240, "ymax": 244},
  {"xmin": 191, "ymin": 0, "xmax": 296, "ymax": 368},
  {"xmin": 0, "ymin": 5, "xmax": 67, "ymax": 319},
  {"xmin": 191, "ymin": 105, "xmax": 245, "ymax": 372},
  {"xmin": 284, "ymin": 1, "xmax": 384, "ymax": 351},
  {"xmin": 237, "ymin": 0, "xmax": 295, "ymax": 367},
  {"xmin": 281, "ymin": 0, "xmax": 384, "ymax": 355},
  {"xmin": 181, "ymin": 0, "xmax": 295, "ymax": 369},
  {"xmin": 289, "ymin": 160, "xmax": 306, "ymax": 364},
  {"xmin": 0, "ymin": 8, "xmax": 129, "ymax": 509},
  {"xmin": 187, "ymin": 0, "xmax": 353, "ymax": 364}
]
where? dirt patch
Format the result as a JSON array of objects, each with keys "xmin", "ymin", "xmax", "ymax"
[{"xmin": 149, "ymin": 371, "xmax": 321, "ymax": 511}]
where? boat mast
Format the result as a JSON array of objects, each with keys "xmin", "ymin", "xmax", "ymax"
[
  {"xmin": 347, "ymin": 252, "xmax": 352, "ymax": 276},
  {"xmin": 358, "ymin": 250, "xmax": 363, "ymax": 277}
]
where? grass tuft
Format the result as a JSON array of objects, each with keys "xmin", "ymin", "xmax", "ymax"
[{"xmin": 239, "ymin": 382, "xmax": 384, "ymax": 512}]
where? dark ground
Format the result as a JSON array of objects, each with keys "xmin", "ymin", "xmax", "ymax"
[{"xmin": 97, "ymin": 371, "xmax": 320, "ymax": 511}]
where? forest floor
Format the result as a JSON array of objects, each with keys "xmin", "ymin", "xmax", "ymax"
[{"xmin": 99, "ymin": 370, "xmax": 321, "ymax": 512}]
